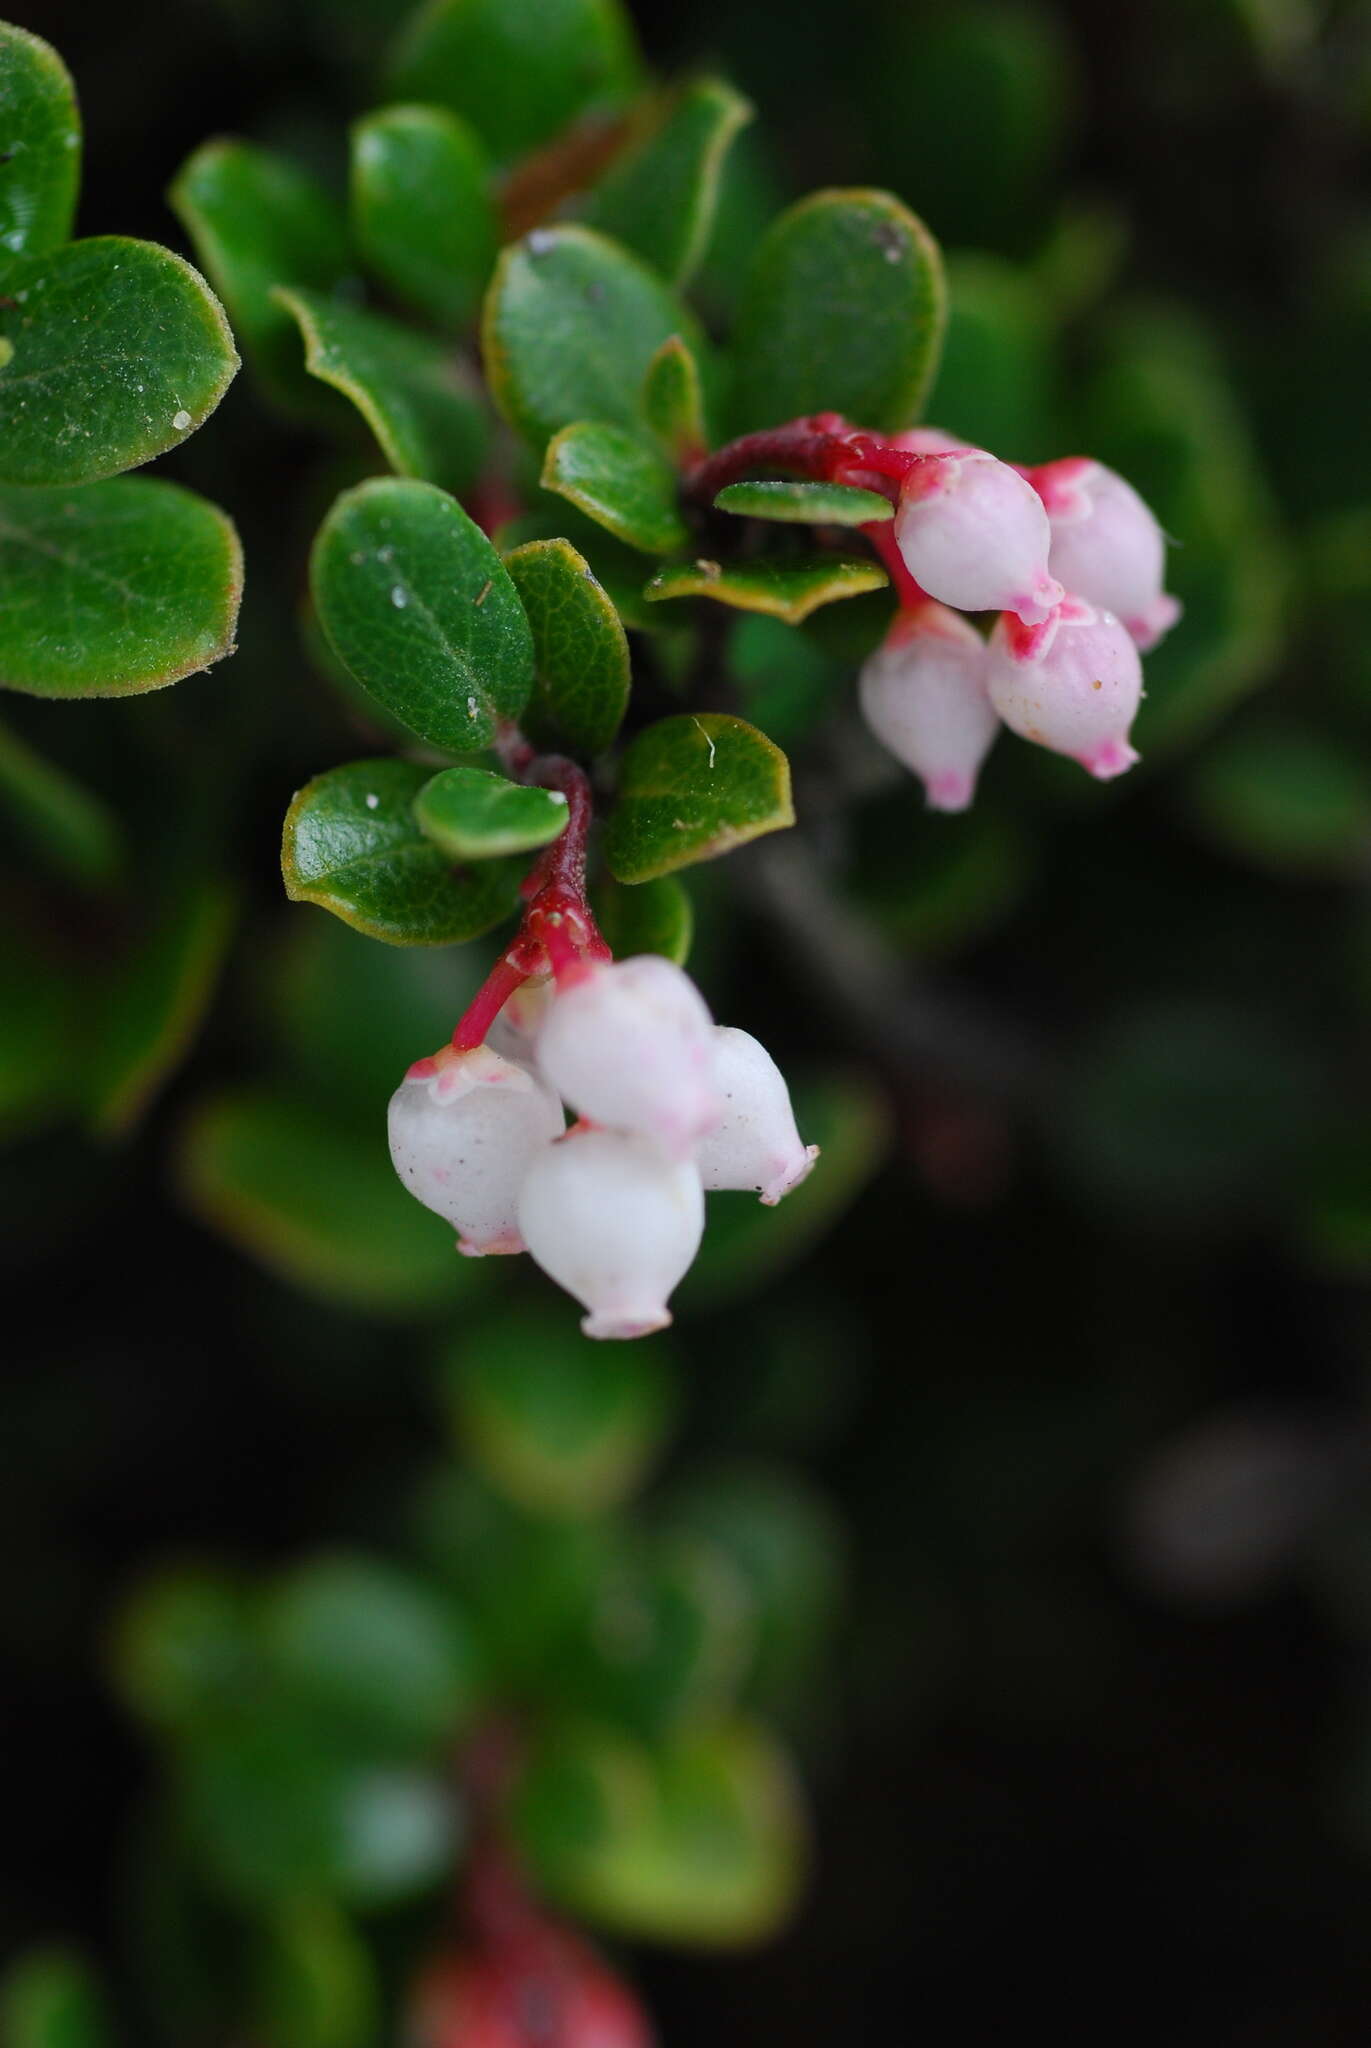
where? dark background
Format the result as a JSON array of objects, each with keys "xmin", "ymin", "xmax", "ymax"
[{"xmin": 6, "ymin": 0, "xmax": 1371, "ymax": 2040}]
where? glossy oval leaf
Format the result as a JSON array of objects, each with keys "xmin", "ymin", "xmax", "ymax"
[
  {"xmin": 388, "ymin": 0, "xmax": 641, "ymax": 163},
  {"xmin": 483, "ymin": 224, "xmax": 698, "ymax": 452},
  {"xmin": 0, "ymin": 718, "xmax": 123, "ymax": 890},
  {"xmin": 730, "ymin": 189, "xmax": 945, "ymax": 434},
  {"xmin": 582, "ymin": 78, "xmax": 752, "ymax": 287},
  {"xmin": 504, "ymin": 536, "xmax": 631, "ymax": 754},
  {"xmin": 642, "ymin": 334, "xmax": 707, "ymax": 465},
  {"xmin": 541, "ymin": 422, "xmax": 689, "ymax": 557},
  {"xmin": 714, "ymin": 479, "xmax": 893, "ymax": 524},
  {"xmin": 89, "ymin": 878, "xmax": 237, "ymax": 1140},
  {"xmin": 591, "ymin": 873, "xmax": 693, "ymax": 965},
  {"xmin": 350, "ymin": 104, "xmax": 496, "ymax": 328},
  {"xmin": 644, "ymin": 553, "xmax": 886, "ymax": 624},
  {"xmin": 283, "ymin": 758, "xmax": 522, "ymax": 946},
  {"xmin": 178, "ymin": 1086, "xmax": 487, "ymax": 1314},
  {"xmin": 603, "ymin": 713, "xmax": 793, "ymax": 883},
  {"xmin": 169, "ymin": 140, "xmax": 350, "ymax": 411},
  {"xmin": 0, "ymin": 478, "xmax": 243, "ymax": 698},
  {"xmin": 274, "ymin": 286, "xmax": 486, "ymax": 496},
  {"xmin": 0, "ymin": 237, "xmax": 238, "ymax": 485},
  {"xmin": 311, "ymin": 479, "xmax": 533, "ymax": 751},
  {"xmin": 415, "ymin": 764, "xmax": 570, "ymax": 860},
  {"xmin": 0, "ymin": 24, "xmax": 80, "ymax": 260}
]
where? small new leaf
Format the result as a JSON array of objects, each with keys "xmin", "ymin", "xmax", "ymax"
[
  {"xmin": 311, "ymin": 478, "xmax": 533, "ymax": 752},
  {"xmin": 644, "ymin": 554, "xmax": 886, "ymax": 624},
  {"xmin": 642, "ymin": 335, "xmax": 708, "ymax": 466},
  {"xmin": 714, "ymin": 480, "xmax": 893, "ymax": 525},
  {"xmin": 0, "ymin": 24, "xmax": 81, "ymax": 260},
  {"xmin": 591, "ymin": 874, "xmax": 693, "ymax": 966},
  {"xmin": 350, "ymin": 105, "xmax": 496, "ymax": 329},
  {"xmin": 415, "ymin": 765, "xmax": 569, "ymax": 861},
  {"xmin": 275, "ymin": 287, "xmax": 487, "ymax": 496},
  {"xmin": 283, "ymin": 758, "xmax": 522, "ymax": 945},
  {"xmin": 604, "ymin": 713, "xmax": 793, "ymax": 883},
  {"xmin": 582, "ymin": 77, "xmax": 753, "ymax": 287},
  {"xmin": 504, "ymin": 537, "xmax": 631, "ymax": 754},
  {"xmin": 542, "ymin": 423, "xmax": 688, "ymax": 557},
  {"xmin": 0, "ymin": 237, "xmax": 238, "ymax": 485}
]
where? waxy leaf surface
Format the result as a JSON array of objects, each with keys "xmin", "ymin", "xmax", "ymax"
[
  {"xmin": 350, "ymin": 104, "xmax": 496, "ymax": 328},
  {"xmin": 0, "ymin": 24, "xmax": 80, "ymax": 260},
  {"xmin": 505, "ymin": 536, "xmax": 631, "ymax": 755},
  {"xmin": 644, "ymin": 554, "xmax": 886, "ymax": 624},
  {"xmin": 714, "ymin": 480, "xmax": 893, "ymax": 525},
  {"xmin": 541, "ymin": 422, "xmax": 688, "ymax": 557},
  {"xmin": 582, "ymin": 78, "xmax": 752, "ymax": 287},
  {"xmin": 603, "ymin": 713, "xmax": 793, "ymax": 883},
  {"xmin": 414, "ymin": 764, "xmax": 570, "ymax": 860}
]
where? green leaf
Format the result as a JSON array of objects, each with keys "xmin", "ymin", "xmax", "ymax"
[
  {"xmin": 644, "ymin": 553, "xmax": 886, "ymax": 624},
  {"xmin": 730, "ymin": 189, "xmax": 945, "ymax": 434},
  {"xmin": 516, "ymin": 1719, "xmax": 805, "ymax": 1946},
  {"xmin": 0, "ymin": 24, "xmax": 80, "ymax": 261},
  {"xmin": 181, "ymin": 1706, "xmax": 456, "ymax": 1909},
  {"xmin": 89, "ymin": 878, "xmax": 236, "ymax": 1140},
  {"xmin": 311, "ymin": 478, "xmax": 534, "ymax": 751},
  {"xmin": 0, "ymin": 718, "xmax": 123, "ymax": 889},
  {"xmin": 0, "ymin": 1949, "xmax": 114, "ymax": 2048},
  {"xmin": 582, "ymin": 78, "xmax": 752, "ymax": 287},
  {"xmin": 714, "ymin": 480, "xmax": 893, "ymax": 525},
  {"xmin": 483, "ymin": 224, "xmax": 698, "ymax": 453},
  {"xmin": 681, "ymin": 1073, "xmax": 889, "ymax": 1309},
  {"xmin": 283, "ymin": 758, "xmax": 522, "ymax": 946},
  {"xmin": 0, "ymin": 478, "xmax": 243, "ymax": 698},
  {"xmin": 504, "ymin": 536, "xmax": 631, "ymax": 752},
  {"xmin": 349, "ymin": 104, "xmax": 496, "ymax": 328},
  {"xmin": 262, "ymin": 1555, "xmax": 479, "ymax": 1751},
  {"xmin": 1187, "ymin": 718, "xmax": 1371, "ymax": 875},
  {"xmin": 274, "ymin": 286, "xmax": 486, "ymax": 495},
  {"xmin": 178, "ymin": 1086, "xmax": 487, "ymax": 1313},
  {"xmin": 642, "ymin": 334, "xmax": 707, "ymax": 465},
  {"xmin": 169, "ymin": 141, "xmax": 350, "ymax": 411},
  {"xmin": 590, "ymin": 874, "xmax": 693, "ymax": 966},
  {"xmin": 604, "ymin": 714, "xmax": 793, "ymax": 883},
  {"xmin": 540, "ymin": 422, "xmax": 689, "ymax": 557},
  {"xmin": 109, "ymin": 1567, "xmax": 256, "ymax": 1731},
  {"xmin": 445, "ymin": 1307, "xmax": 674, "ymax": 1515},
  {"xmin": 414, "ymin": 764, "xmax": 569, "ymax": 860},
  {"xmin": 252, "ymin": 1902, "xmax": 378, "ymax": 2048},
  {"xmin": 388, "ymin": 0, "xmax": 641, "ymax": 163},
  {"xmin": 0, "ymin": 237, "xmax": 238, "ymax": 485},
  {"xmin": 499, "ymin": 501, "xmax": 657, "ymax": 631}
]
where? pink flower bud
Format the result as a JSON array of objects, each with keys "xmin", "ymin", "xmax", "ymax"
[
  {"xmin": 893, "ymin": 450, "xmax": 1063, "ymax": 624},
  {"xmin": 1031, "ymin": 456, "xmax": 1182, "ymax": 650},
  {"xmin": 536, "ymin": 956, "xmax": 721, "ymax": 1158},
  {"xmin": 388, "ymin": 1044, "xmax": 565, "ymax": 1257},
  {"xmin": 858, "ymin": 601, "xmax": 1000, "ymax": 811},
  {"xmin": 987, "ymin": 598, "xmax": 1143, "ymax": 780},
  {"xmin": 889, "ymin": 424, "xmax": 979, "ymax": 456},
  {"xmin": 518, "ymin": 1127, "xmax": 704, "ymax": 1340},
  {"xmin": 696, "ymin": 1027, "xmax": 819, "ymax": 1204}
]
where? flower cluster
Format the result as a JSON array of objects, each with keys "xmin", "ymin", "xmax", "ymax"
[
  {"xmin": 389, "ymin": 954, "xmax": 817, "ymax": 1340},
  {"xmin": 857, "ymin": 432, "xmax": 1181, "ymax": 807}
]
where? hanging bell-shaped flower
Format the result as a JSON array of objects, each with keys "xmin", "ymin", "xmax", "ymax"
[
  {"xmin": 894, "ymin": 450, "xmax": 1063, "ymax": 624},
  {"xmin": 987, "ymin": 598, "xmax": 1143, "ymax": 781},
  {"xmin": 858, "ymin": 601, "xmax": 1000, "ymax": 811},
  {"xmin": 1031, "ymin": 456, "xmax": 1182, "ymax": 651},
  {"xmin": 388, "ymin": 1043, "xmax": 565, "ymax": 1257},
  {"xmin": 536, "ymin": 955, "xmax": 722, "ymax": 1158},
  {"xmin": 696, "ymin": 1027, "xmax": 819, "ymax": 1204}
]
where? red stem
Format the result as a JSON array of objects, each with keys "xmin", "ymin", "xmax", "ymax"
[{"xmin": 684, "ymin": 415, "xmax": 921, "ymax": 508}]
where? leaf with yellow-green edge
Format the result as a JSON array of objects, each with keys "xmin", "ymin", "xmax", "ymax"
[
  {"xmin": 274, "ymin": 287, "xmax": 486, "ymax": 496},
  {"xmin": 591, "ymin": 874, "xmax": 693, "ymax": 965},
  {"xmin": 388, "ymin": 0, "xmax": 641, "ymax": 164},
  {"xmin": 499, "ymin": 503, "xmax": 656, "ymax": 631},
  {"xmin": 0, "ymin": 237, "xmax": 238, "ymax": 485},
  {"xmin": 582, "ymin": 77, "xmax": 752, "ymax": 287},
  {"xmin": 88, "ymin": 879, "xmax": 237, "ymax": 1140},
  {"xmin": 414, "ymin": 764, "xmax": 569, "ymax": 861},
  {"xmin": 0, "ymin": 478, "xmax": 243, "ymax": 699},
  {"xmin": 715, "ymin": 480, "xmax": 893, "ymax": 525},
  {"xmin": 349, "ymin": 104, "xmax": 496, "ymax": 329},
  {"xmin": 483, "ymin": 224, "xmax": 700, "ymax": 453},
  {"xmin": 0, "ymin": 24, "xmax": 80, "ymax": 261},
  {"xmin": 169, "ymin": 140, "xmax": 350, "ymax": 413},
  {"xmin": 311, "ymin": 478, "xmax": 533, "ymax": 752},
  {"xmin": 515, "ymin": 1718, "xmax": 806, "ymax": 1946},
  {"xmin": 642, "ymin": 334, "xmax": 707, "ymax": 465},
  {"xmin": 644, "ymin": 554, "xmax": 887, "ymax": 624},
  {"xmin": 178, "ymin": 1086, "xmax": 489, "ymax": 1314},
  {"xmin": 283, "ymin": 758, "xmax": 522, "ymax": 946},
  {"xmin": 730, "ymin": 188, "xmax": 945, "ymax": 435},
  {"xmin": 541, "ymin": 422, "xmax": 688, "ymax": 557},
  {"xmin": 504, "ymin": 537, "xmax": 631, "ymax": 754},
  {"xmin": 0, "ymin": 718, "xmax": 123, "ymax": 890},
  {"xmin": 603, "ymin": 713, "xmax": 793, "ymax": 884}
]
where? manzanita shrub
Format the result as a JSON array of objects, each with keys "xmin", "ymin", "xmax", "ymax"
[{"xmin": 3, "ymin": 0, "xmax": 1303, "ymax": 2041}]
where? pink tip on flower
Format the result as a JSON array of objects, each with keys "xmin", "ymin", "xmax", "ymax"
[
  {"xmin": 859, "ymin": 600, "xmax": 999, "ymax": 810},
  {"xmin": 1125, "ymin": 591, "xmax": 1183, "ymax": 652},
  {"xmin": 893, "ymin": 450, "xmax": 1063, "ymax": 623},
  {"xmin": 1034, "ymin": 457, "xmax": 1182, "ymax": 651},
  {"xmin": 987, "ymin": 600, "xmax": 1143, "ymax": 781}
]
